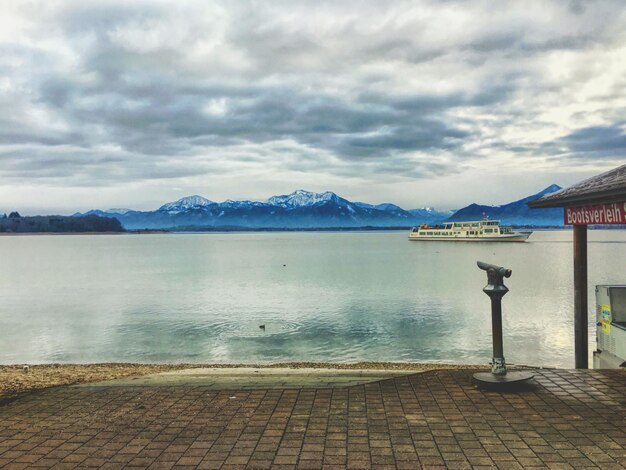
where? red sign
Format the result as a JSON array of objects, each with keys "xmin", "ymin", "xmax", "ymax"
[{"xmin": 564, "ymin": 202, "xmax": 626, "ymax": 225}]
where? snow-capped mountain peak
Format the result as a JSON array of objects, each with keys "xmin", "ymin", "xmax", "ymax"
[
  {"xmin": 105, "ymin": 208, "xmax": 133, "ymax": 214},
  {"xmin": 159, "ymin": 195, "xmax": 213, "ymax": 213},
  {"xmin": 409, "ymin": 207, "xmax": 438, "ymax": 213},
  {"xmin": 221, "ymin": 199, "xmax": 266, "ymax": 208},
  {"xmin": 267, "ymin": 190, "xmax": 349, "ymax": 208}
]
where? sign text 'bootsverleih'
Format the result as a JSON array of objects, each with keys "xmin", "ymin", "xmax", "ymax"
[{"xmin": 564, "ymin": 202, "xmax": 626, "ymax": 225}]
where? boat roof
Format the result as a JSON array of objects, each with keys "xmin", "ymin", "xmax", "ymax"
[{"xmin": 443, "ymin": 220, "xmax": 500, "ymax": 224}]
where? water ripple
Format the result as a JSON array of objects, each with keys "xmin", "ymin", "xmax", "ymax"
[{"xmin": 212, "ymin": 319, "xmax": 302, "ymax": 338}]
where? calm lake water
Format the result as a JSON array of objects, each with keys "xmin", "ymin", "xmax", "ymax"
[{"xmin": 1, "ymin": 230, "xmax": 625, "ymax": 368}]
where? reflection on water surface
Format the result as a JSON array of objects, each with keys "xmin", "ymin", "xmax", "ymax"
[{"xmin": 1, "ymin": 230, "xmax": 625, "ymax": 367}]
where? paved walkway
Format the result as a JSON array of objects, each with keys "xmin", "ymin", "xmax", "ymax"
[{"xmin": 0, "ymin": 369, "xmax": 624, "ymax": 469}]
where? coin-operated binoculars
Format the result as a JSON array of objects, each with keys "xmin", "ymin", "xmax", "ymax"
[{"xmin": 473, "ymin": 261, "xmax": 534, "ymax": 387}]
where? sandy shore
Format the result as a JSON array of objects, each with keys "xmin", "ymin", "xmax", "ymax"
[{"xmin": 0, "ymin": 362, "xmax": 483, "ymax": 397}]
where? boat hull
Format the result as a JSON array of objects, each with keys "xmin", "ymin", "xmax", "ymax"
[{"xmin": 409, "ymin": 232, "xmax": 531, "ymax": 242}]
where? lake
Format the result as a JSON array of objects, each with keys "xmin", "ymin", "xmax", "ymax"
[{"xmin": 1, "ymin": 230, "xmax": 625, "ymax": 368}]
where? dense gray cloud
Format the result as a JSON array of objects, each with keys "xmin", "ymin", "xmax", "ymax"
[
  {"xmin": 561, "ymin": 124, "xmax": 626, "ymax": 157},
  {"xmin": 0, "ymin": 0, "xmax": 625, "ymax": 213}
]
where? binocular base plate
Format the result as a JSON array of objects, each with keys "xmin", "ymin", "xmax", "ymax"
[{"xmin": 473, "ymin": 371, "xmax": 535, "ymax": 387}]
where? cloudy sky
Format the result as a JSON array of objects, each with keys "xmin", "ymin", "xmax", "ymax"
[{"xmin": 1, "ymin": 0, "xmax": 625, "ymax": 214}]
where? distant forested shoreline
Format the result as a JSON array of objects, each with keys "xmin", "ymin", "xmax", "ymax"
[
  {"xmin": 1, "ymin": 214, "xmax": 624, "ymax": 234},
  {"xmin": 0, "ymin": 214, "xmax": 124, "ymax": 233}
]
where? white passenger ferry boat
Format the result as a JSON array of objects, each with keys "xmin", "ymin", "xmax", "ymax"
[{"xmin": 409, "ymin": 219, "xmax": 531, "ymax": 242}]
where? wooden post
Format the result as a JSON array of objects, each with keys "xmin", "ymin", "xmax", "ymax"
[{"xmin": 573, "ymin": 224, "xmax": 588, "ymax": 369}]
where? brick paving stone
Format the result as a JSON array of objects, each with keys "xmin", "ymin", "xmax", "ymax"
[{"xmin": 0, "ymin": 370, "xmax": 625, "ymax": 469}]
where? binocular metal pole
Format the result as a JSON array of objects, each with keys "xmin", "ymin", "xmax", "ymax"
[
  {"xmin": 490, "ymin": 291, "xmax": 506, "ymax": 375},
  {"xmin": 473, "ymin": 261, "xmax": 534, "ymax": 387}
]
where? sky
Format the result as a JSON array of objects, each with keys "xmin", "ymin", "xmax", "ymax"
[{"xmin": 1, "ymin": 0, "xmax": 625, "ymax": 215}]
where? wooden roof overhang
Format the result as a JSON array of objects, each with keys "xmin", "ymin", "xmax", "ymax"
[
  {"xmin": 528, "ymin": 163, "xmax": 626, "ymax": 369},
  {"xmin": 528, "ymin": 163, "xmax": 626, "ymax": 209}
]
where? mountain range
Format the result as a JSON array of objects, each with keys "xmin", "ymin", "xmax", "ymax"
[
  {"xmin": 72, "ymin": 185, "xmax": 563, "ymax": 230},
  {"xmin": 447, "ymin": 184, "xmax": 564, "ymax": 226}
]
